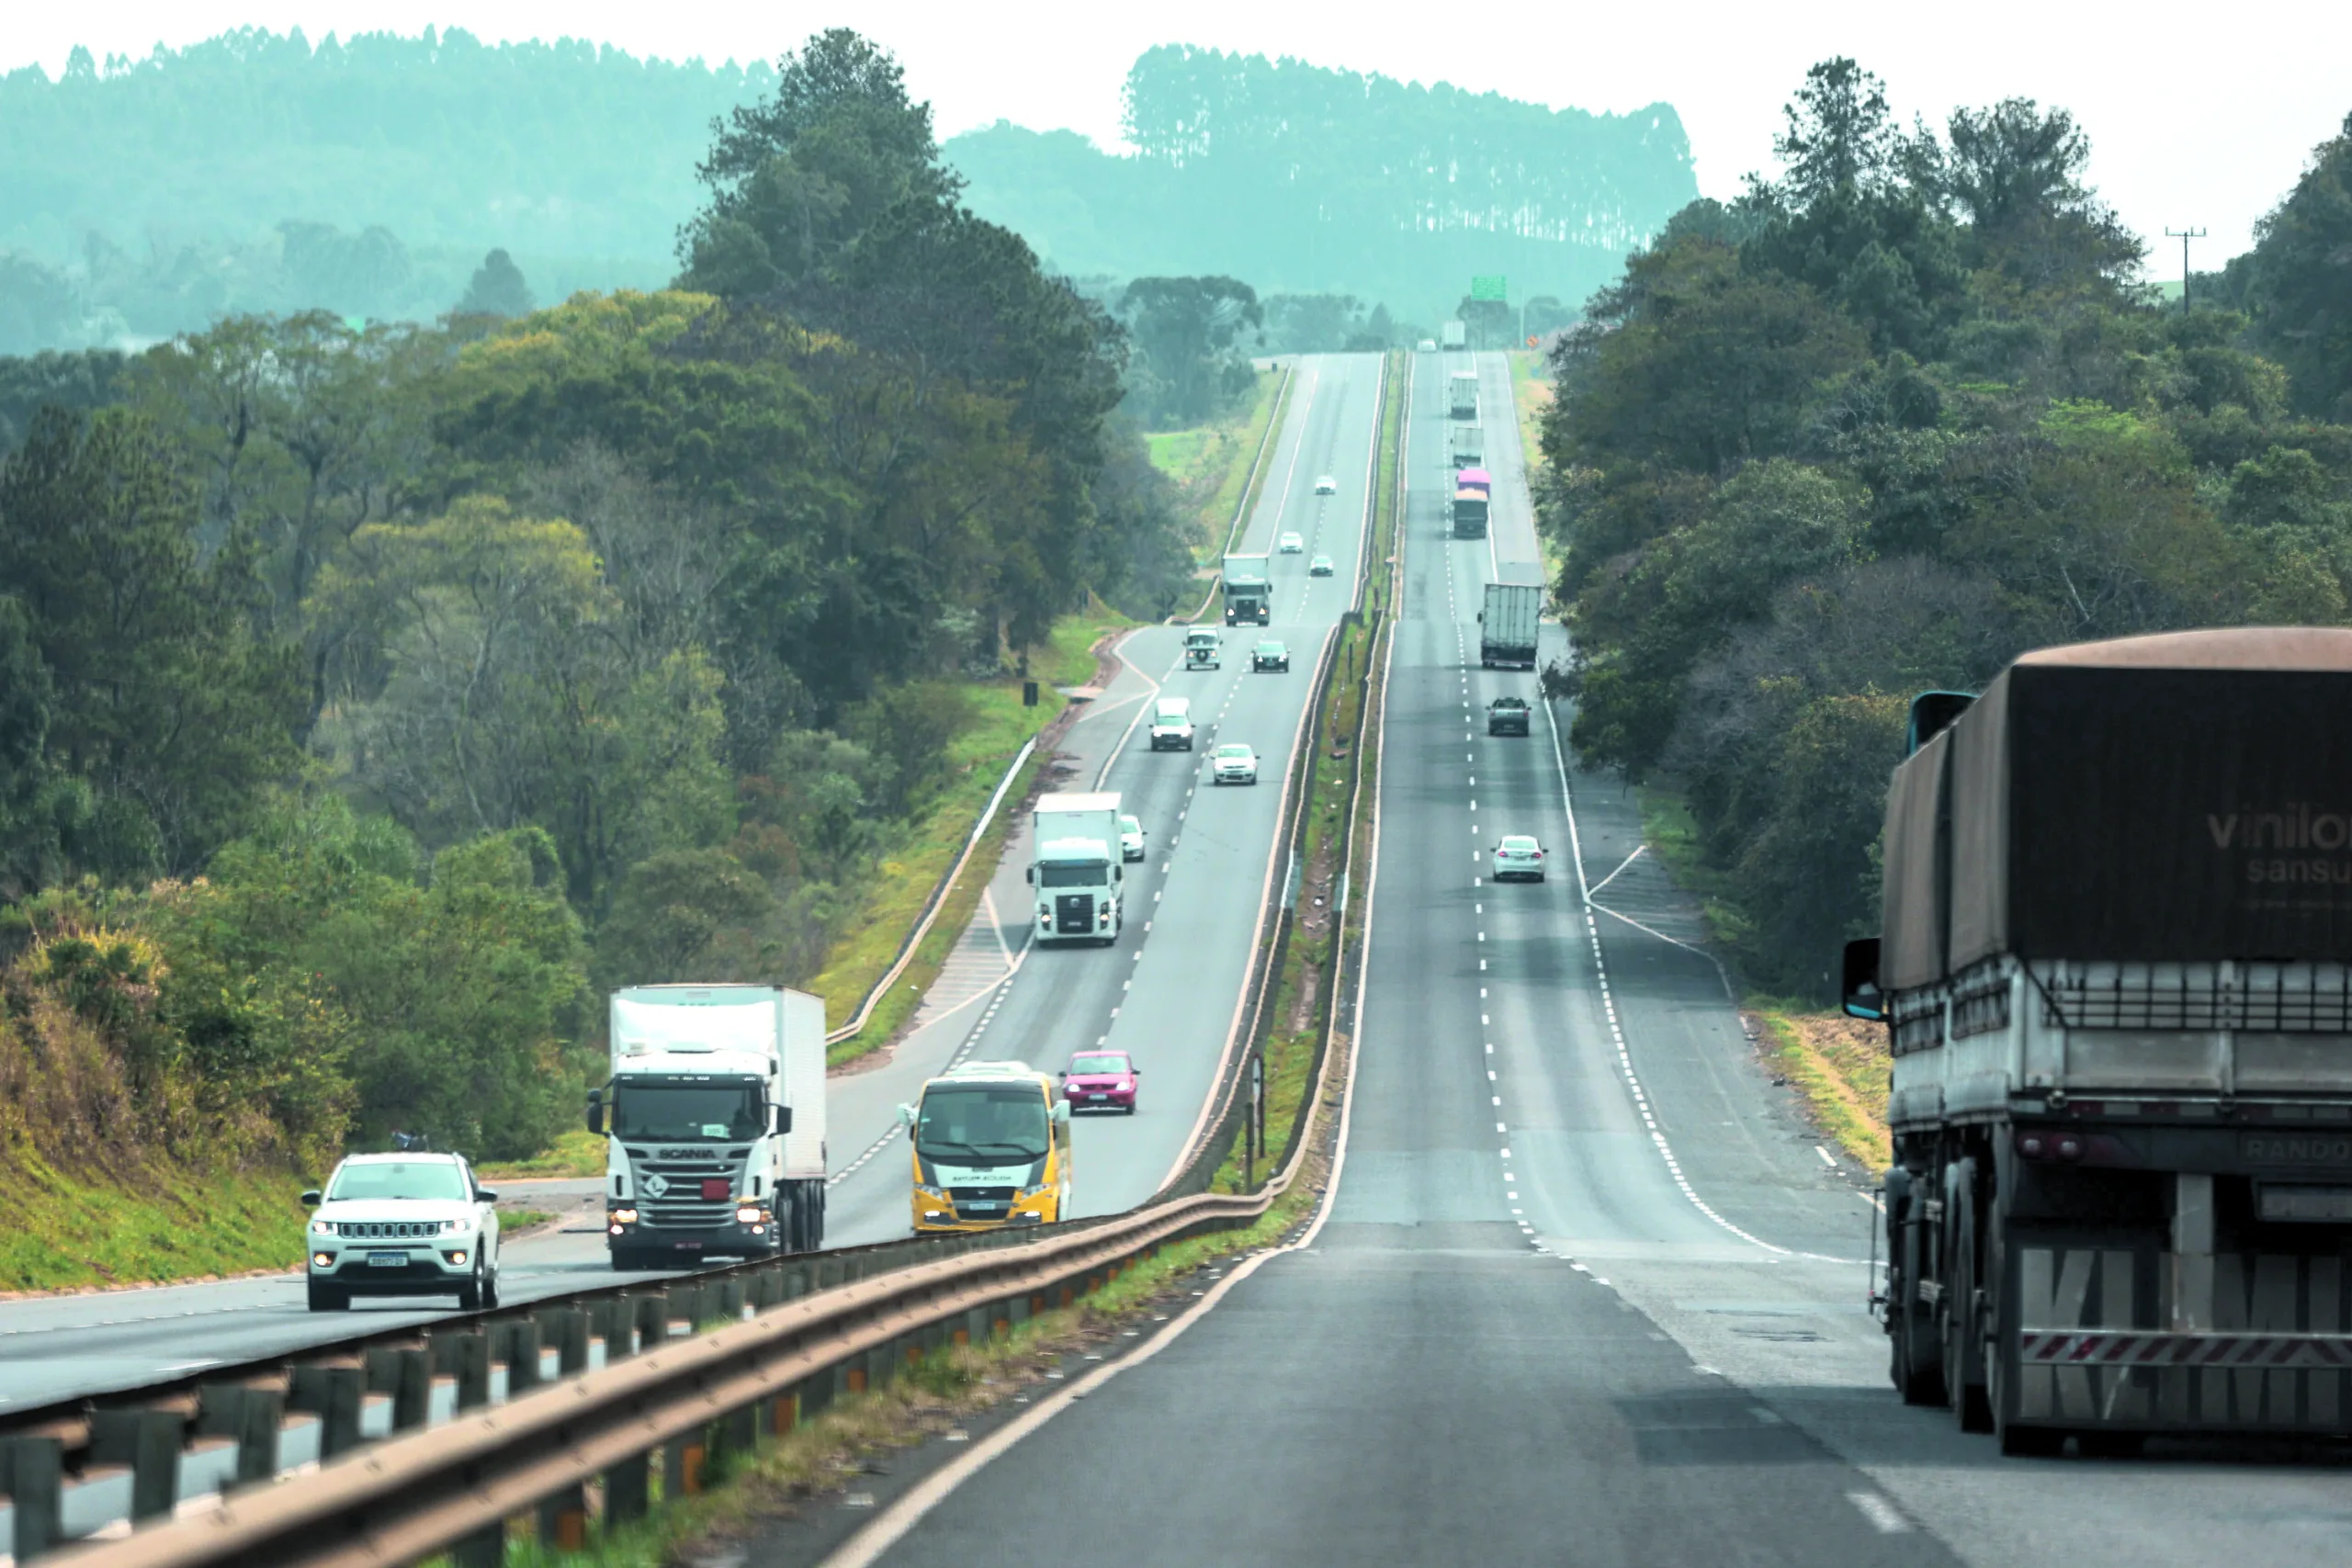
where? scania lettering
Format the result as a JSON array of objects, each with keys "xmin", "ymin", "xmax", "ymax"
[
  {"xmin": 1847, "ymin": 629, "xmax": 2352, "ymax": 1453},
  {"xmin": 899, "ymin": 1061, "xmax": 1072, "ymax": 1233},
  {"xmin": 587, "ymin": 985, "xmax": 828, "ymax": 1268},
  {"xmin": 1030, "ymin": 791, "xmax": 1125, "ymax": 945}
]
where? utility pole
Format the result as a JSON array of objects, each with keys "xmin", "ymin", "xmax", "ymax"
[{"xmin": 2165, "ymin": 227, "xmax": 2207, "ymax": 315}]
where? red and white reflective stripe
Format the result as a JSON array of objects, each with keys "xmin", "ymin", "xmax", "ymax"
[{"xmin": 2018, "ymin": 1329, "xmax": 2352, "ymax": 1370}]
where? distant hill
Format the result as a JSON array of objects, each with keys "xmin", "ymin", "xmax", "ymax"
[
  {"xmin": 0, "ymin": 28, "xmax": 768, "ymax": 346},
  {"xmin": 945, "ymin": 46, "xmax": 1697, "ymax": 326}
]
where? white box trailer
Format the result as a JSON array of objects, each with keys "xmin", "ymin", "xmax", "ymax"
[
  {"xmin": 595, "ymin": 984, "xmax": 827, "ymax": 1262},
  {"xmin": 1479, "ymin": 567, "xmax": 1544, "ymax": 669},
  {"xmin": 1031, "ymin": 792, "xmax": 1125, "ymax": 945}
]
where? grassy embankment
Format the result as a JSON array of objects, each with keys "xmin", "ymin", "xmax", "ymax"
[
  {"xmin": 1634, "ymin": 789, "xmax": 1890, "ymax": 1170},
  {"xmin": 1150, "ymin": 366, "xmax": 1292, "ymax": 625},
  {"xmin": 1208, "ymin": 351, "xmax": 1405, "ymax": 1190},
  {"xmin": 0, "ymin": 1164, "xmax": 310, "ymax": 1294},
  {"xmin": 811, "ymin": 608, "xmax": 1135, "ymax": 1068},
  {"xmin": 1504, "ymin": 349, "xmax": 1562, "ymax": 586}
]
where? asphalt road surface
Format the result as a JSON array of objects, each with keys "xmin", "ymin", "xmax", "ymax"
[{"xmin": 842, "ymin": 355, "xmax": 2352, "ymax": 1568}]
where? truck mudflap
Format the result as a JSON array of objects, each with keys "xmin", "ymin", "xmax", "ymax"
[{"xmin": 2005, "ymin": 1241, "xmax": 2352, "ymax": 1431}]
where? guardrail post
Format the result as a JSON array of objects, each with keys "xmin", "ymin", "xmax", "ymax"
[
  {"xmin": 1008, "ymin": 1293, "xmax": 1031, "ymax": 1329},
  {"xmin": 634, "ymin": 1292, "xmax": 669, "ymax": 1352},
  {"xmin": 449, "ymin": 1522, "xmax": 503, "ymax": 1568},
  {"xmin": 537, "ymin": 1481, "xmax": 590, "ymax": 1549},
  {"xmin": 714, "ymin": 1400, "xmax": 759, "ymax": 1469},
  {"xmin": 288, "ymin": 1360, "xmax": 366, "ymax": 1457},
  {"xmin": 663, "ymin": 1431, "xmax": 707, "ymax": 1499},
  {"xmin": 591, "ymin": 1295, "xmax": 635, "ymax": 1360},
  {"xmin": 960, "ymin": 1306, "xmax": 988, "ymax": 1346},
  {"xmin": 433, "ymin": 1329, "xmax": 490, "ymax": 1412},
  {"xmin": 605, "ymin": 1450, "xmax": 650, "ymax": 1526},
  {"xmin": 499, "ymin": 1319, "xmax": 544, "ymax": 1396},
  {"xmin": 769, "ymin": 1388, "xmax": 800, "ymax": 1438},
  {"xmin": 785, "ymin": 1263, "xmax": 812, "ymax": 1300},
  {"xmin": 366, "ymin": 1342, "xmax": 432, "ymax": 1430},
  {"xmin": 2, "ymin": 1430, "xmax": 64, "ymax": 1562},
  {"xmin": 539, "ymin": 1307, "xmax": 590, "ymax": 1374},
  {"xmin": 198, "ymin": 1379, "xmax": 286, "ymax": 1484},
  {"xmin": 865, "ymin": 1344, "xmax": 895, "ymax": 1390},
  {"xmin": 800, "ymin": 1370, "xmax": 835, "ymax": 1420},
  {"xmin": 90, "ymin": 1404, "xmax": 186, "ymax": 1522},
  {"xmin": 720, "ymin": 1276, "xmax": 747, "ymax": 1320}
]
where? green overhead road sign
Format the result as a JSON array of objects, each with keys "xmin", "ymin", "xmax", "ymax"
[{"xmin": 1470, "ymin": 276, "xmax": 1508, "ymax": 300}]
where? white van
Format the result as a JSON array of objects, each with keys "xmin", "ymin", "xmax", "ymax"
[{"xmin": 1149, "ymin": 696, "xmax": 1195, "ymax": 750}]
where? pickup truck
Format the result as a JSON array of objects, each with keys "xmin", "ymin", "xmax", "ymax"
[{"xmin": 1487, "ymin": 696, "xmax": 1531, "ymax": 736}]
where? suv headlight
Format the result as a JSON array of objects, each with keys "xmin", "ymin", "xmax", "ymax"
[{"xmin": 311, "ymin": 1220, "xmax": 335, "ymax": 1236}]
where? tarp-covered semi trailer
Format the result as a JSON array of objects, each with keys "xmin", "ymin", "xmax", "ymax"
[{"xmin": 1847, "ymin": 628, "xmax": 2352, "ymax": 1452}]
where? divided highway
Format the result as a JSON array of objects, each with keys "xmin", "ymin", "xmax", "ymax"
[
  {"xmin": 0, "ymin": 354, "xmax": 1384, "ymax": 1411},
  {"xmin": 837, "ymin": 355, "xmax": 2352, "ymax": 1568}
]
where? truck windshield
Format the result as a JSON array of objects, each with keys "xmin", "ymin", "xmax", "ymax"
[
  {"xmin": 1038, "ymin": 862, "xmax": 1108, "ymax": 887},
  {"xmin": 330, "ymin": 1162, "xmax": 468, "ymax": 1202},
  {"xmin": 917, "ymin": 1085, "xmax": 1050, "ymax": 1163},
  {"xmin": 613, "ymin": 1082, "xmax": 764, "ymax": 1142}
]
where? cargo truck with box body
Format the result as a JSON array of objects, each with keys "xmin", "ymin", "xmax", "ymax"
[
  {"xmin": 1030, "ymin": 792, "xmax": 1124, "ymax": 945},
  {"xmin": 1223, "ymin": 553, "xmax": 1272, "ymax": 626},
  {"xmin": 589, "ymin": 985, "xmax": 827, "ymax": 1266},
  {"xmin": 1452, "ymin": 488, "xmax": 1490, "ymax": 539},
  {"xmin": 1449, "ymin": 371, "xmax": 1479, "ymax": 423},
  {"xmin": 1478, "ymin": 568, "xmax": 1543, "ymax": 668},
  {"xmin": 1846, "ymin": 629, "xmax": 2352, "ymax": 1453},
  {"xmin": 1452, "ymin": 423, "xmax": 1484, "ymax": 470},
  {"xmin": 1441, "ymin": 321, "xmax": 1467, "ymax": 351}
]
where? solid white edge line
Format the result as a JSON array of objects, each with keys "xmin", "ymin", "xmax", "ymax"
[{"xmin": 1091, "ymin": 631, "xmax": 1163, "ymax": 792}]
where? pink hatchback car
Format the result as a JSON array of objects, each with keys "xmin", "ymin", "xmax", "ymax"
[{"xmin": 1061, "ymin": 1050, "xmax": 1139, "ymax": 1114}]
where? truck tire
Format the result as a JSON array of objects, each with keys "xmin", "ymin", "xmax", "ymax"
[
  {"xmin": 1943, "ymin": 1160, "xmax": 1992, "ymax": 1432},
  {"xmin": 1894, "ymin": 1192, "xmax": 1947, "ymax": 1405}
]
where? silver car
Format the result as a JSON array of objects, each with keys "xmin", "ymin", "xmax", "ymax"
[
  {"xmin": 1279, "ymin": 532, "xmax": 1305, "ymax": 553},
  {"xmin": 1212, "ymin": 743, "xmax": 1260, "ymax": 785},
  {"xmin": 304, "ymin": 1152, "xmax": 502, "ymax": 1312},
  {"xmin": 1314, "ymin": 475, "xmax": 1338, "ymax": 495},
  {"xmin": 1493, "ymin": 834, "xmax": 1547, "ymax": 882},
  {"xmin": 1120, "ymin": 813, "xmax": 1147, "ymax": 862}
]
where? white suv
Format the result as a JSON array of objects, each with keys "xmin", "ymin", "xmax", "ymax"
[
  {"xmin": 304, "ymin": 1152, "xmax": 503, "ymax": 1313},
  {"xmin": 1212, "ymin": 743, "xmax": 1261, "ymax": 785}
]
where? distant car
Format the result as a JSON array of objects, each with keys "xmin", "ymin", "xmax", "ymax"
[
  {"xmin": 1119, "ymin": 814, "xmax": 1146, "ymax": 863},
  {"xmin": 1149, "ymin": 696, "xmax": 1195, "ymax": 750},
  {"xmin": 303, "ymin": 1153, "xmax": 502, "ymax": 1313},
  {"xmin": 1212, "ymin": 743, "xmax": 1260, "ymax": 785},
  {"xmin": 1252, "ymin": 639, "xmax": 1291, "ymax": 673},
  {"xmin": 1278, "ymin": 531, "xmax": 1305, "ymax": 554},
  {"xmin": 1487, "ymin": 695, "xmax": 1531, "ymax": 736},
  {"xmin": 1315, "ymin": 475, "xmax": 1338, "ymax": 495},
  {"xmin": 1309, "ymin": 554, "xmax": 1336, "ymax": 577},
  {"xmin": 1493, "ymin": 834, "xmax": 1546, "ymax": 882},
  {"xmin": 1062, "ymin": 1049, "xmax": 1139, "ymax": 1114},
  {"xmin": 1417, "ymin": 339, "xmax": 1438, "ymax": 353}
]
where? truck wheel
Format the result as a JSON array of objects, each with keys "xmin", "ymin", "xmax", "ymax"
[
  {"xmin": 1943, "ymin": 1161, "xmax": 1992, "ymax": 1432},
  {"xmin": 1895, "ymin": 1203, "xmax": 1947, "ymax": 1405}
]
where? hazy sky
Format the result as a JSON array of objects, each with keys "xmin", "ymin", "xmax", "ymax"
[{"xmin": 13, "ymin": 0, "xmax": 2348, "ymax": 268}]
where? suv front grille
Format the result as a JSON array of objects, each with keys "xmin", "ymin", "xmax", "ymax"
[{"xmin": 336, "ymin": 1221, "xmax": 444, "ymax": 1239}]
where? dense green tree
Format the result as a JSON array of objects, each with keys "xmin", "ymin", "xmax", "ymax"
[
  {"xmin": 2240, "ymin": 113, "xmax": 2352, "ymax": 419},
  {"xmin": 1118, "ymin": 276, "xmax": 1261, "ymax": 425},
  {"xmin": 457, "ymin": 248, "xmax": 535, "ymax": 318},
  {"xmin": 0, "ymin": 407, "xmax": 305, "ymax": 875}
]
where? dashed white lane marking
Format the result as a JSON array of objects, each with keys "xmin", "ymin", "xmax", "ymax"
[{"xmin": 1848, "ymin": 1493, "xmax": 1913, "ymax": 1534}]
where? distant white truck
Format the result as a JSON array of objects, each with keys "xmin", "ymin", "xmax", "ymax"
[
  {"xmin": 1030, "ymin": 792, "xmax": 1125, "ymax": 945},
  {"xmin": 1442, "ymin": 320, "xmax": 1467, "ymax": 351},
  {"xmin": 589, "ymin": 984, "xmax": 828, "ymax": 1268},
  {"xmin": 1449, "ymin": 371, "xmax": 1479, "ymax": 423},
  {"xmin": 1452, "ymin": 423, "xmax": 1484, "ymax": 470}
]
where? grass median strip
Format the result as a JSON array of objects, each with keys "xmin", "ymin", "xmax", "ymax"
[{"xmin": 1751, "ymin": 1006, "xmax": 1892, "ymax": 1170}]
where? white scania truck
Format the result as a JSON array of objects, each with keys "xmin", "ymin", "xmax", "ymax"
[
  {"xmin": 1030, "ymin": 792, "xmax": 1125, "ymax": 946},
  {"xmin": 588, "ymin": 985, "xmax": 827, "ymax": 1269}
]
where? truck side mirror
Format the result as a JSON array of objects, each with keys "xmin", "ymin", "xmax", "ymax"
[
  {"xmin": 1053, "ymin": 1100, "xmax": 1071, "ymax": 1127},
  {"xmin": 1025, "ymin": 866, "xmax": 1035, "ymax": 885},
  {"xmin": 897, "ymin": 1102, "xmax": 916, "ymax": 1129},
  {"xmin": 584, "ymin": 1093, "xmax": 606, "ymax": 1135},
  {"xmin": 300, "ymin": 1190, "xmax": 322, "ymax": 1207},
  {"xmin": 1842, "ymin": 937, "xmax": 1885, "ymax": 1021},
  {"xmin": 770, "ymin": 1103, "xmax": 792, "ymax": 1135}
]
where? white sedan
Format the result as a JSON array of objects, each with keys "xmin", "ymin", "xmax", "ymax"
[
  {"xmin": 1212, "ymin": 743, "xmax": 1260, "ymax": 785},
  {"xmin": 1120, "ymin": 813, "xmax": 1146, "ymax": 862},
  {"xmin": 1278, "ymin": 532, "xmax": 1305, "ymax": 553},
  {"xmin": 1314, "ymin": 475, "xmax": 1338, "ymax": 495},
  {"xmin": 1493, "ymin": 835, "xmax": 1547, "ymax": 882}
]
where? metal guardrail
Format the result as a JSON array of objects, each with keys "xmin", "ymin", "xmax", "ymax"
[{"xmin": 824, "ymin": 735, "xmax": 1038, "ymax": 1045}]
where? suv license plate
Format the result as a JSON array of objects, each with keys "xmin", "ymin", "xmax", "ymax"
[{"xmin": 368, "ymin": 1250, "xmax": 407, "ymax": 1268}]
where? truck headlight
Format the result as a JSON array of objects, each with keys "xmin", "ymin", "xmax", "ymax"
[
  {"xmin": 1038, "ymin": 904, "xmax": 1051, "ymax": 920},
  {"xmin": 736, "ymin": 1204, "xmax": 764, "ymax": 1224},
  {"xmin": 916, "ymin": 1184, "xmax": 946, "ymax": 1200},
  {"xmin": 611, "ymin": 1208, "xmax": 639, "ymax": 1224}
]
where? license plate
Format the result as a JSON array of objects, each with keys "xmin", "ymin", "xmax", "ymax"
[{"xmin": 368, "ymin": 1251, "xmax": 407, "ymax": 1268}]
